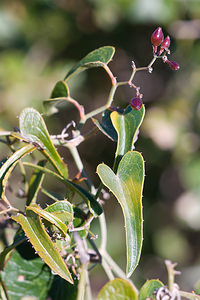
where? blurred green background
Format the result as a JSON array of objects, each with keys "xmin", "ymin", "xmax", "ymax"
[{"xmin": 1, "ymin": 0, "xmax": 200, "ymax": 295}]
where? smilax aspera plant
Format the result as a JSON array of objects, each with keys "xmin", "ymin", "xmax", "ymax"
[{"xmin": 0, "ymin": 27, "xmax": 198, "ymax": 300}]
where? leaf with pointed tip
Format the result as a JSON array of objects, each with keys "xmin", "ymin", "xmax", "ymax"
[
  {"xmin": 0, "ymin": 250, "xmax": 52, "ymax": 300},
  {"xmin": 111, "ymin": 105, "xmax": 145, "ymax": 171},
  {"xmin": 43, "ymin": 81, "xmax": 71, "ymax": 116},
  {"xmin": 92, "ymin": 109, "xmax": 118, "ymax": 141},
  {"xmin": 97, "ymin": 151, "xmax": 144, "ymax": 277},
  {"xmin": 27, "ymin": 160, "xmax": 47, "ymax": 206},
  {"xmin": 19, "ymin": 107, "xmax": 68, "ymax": 178},
  {"xmin": 138, "ymin": 279, "xmax": 164, "ymax": 300},
  {"xmin": 0, "ymin": 144, "xmax": 36, "ymax": 204},
  {"xmin": 27, "ymin": 204, "xmax": 68, "ymax": 236},
  {"xmin": 12, "ymin": 210, "xmax": 73, "ymax": 283},
  {"xmin": 45, "ymin": 200, "xmax": 74, "ymax": 223},
  {"xmin": 65, "ymin": 46, "xmax": 115, "ymax": 81},
  {"xmin": 97, "ymin": 278, "xmax": 137, "ymax": 300}
]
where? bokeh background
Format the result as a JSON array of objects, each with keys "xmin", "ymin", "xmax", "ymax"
[{"xmin": 0, "ymin": 0, "xmax": 200, "ymax": 295}]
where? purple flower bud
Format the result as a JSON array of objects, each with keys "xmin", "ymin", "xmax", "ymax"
[
  {"xmin": 151, "ymin": 27, "xmax": 164, "ymax": 47},
  {"xmin": 159, "ymin": 36, "xmax": 170, "ymax": 55},
  {"xmin": 130, "ymin": 97, "xmax": 143, "ymax": 111},
  {"xmin": 167, "ymin": 60, "xmax": 180, "ymax": 71}
]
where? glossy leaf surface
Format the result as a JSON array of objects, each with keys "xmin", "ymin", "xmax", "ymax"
[
  {"xmin": 12, "ymin": 210, "xmax": 73, "ymax": 283},
  {"xmin": 0, "ymin": 250, "xmax": 52, "ymax": 300},
  {"xmin": 97, "ymin": 278, "xmax": 137, "ymax": 300},
  {"xmin": 97, "ymin": 151, "xmax": 144, "ymax": 277},
  {"xmin": 27, "ymin": 204, "xmax": 68, "ymax": 236},
  {"xmin": 138, "ymin": 279, "xmax": 164, "ymax": 300},
  {"xmin": 45, "ymin": 200, "xmax": 74, "ymax": 223},
  {"xmin": 65, "ymin": 46, "xmax": 115, "ymax": 81},
  {"xmin": 19, "ymin": 107, "xmax": 68, "ymax": 178},
  {"xmin": 111, "ymin": 105, "xmax": 145, "ymax": 171}
]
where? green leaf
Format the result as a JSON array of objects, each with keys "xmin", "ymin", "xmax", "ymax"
[
  {"xmin": 0, "ymin": 250, "xmax": 52, "ymax": 300},
  {"xmin": 12, "ymin": 210, "xmax": 73, "ymax": 284},
  {"xmin": 27, "ymin": 204, "xmax": 68, "ymax": 236},
  {"xmin": 43, "ymin": 80, "xmax": 70, "ymax": 116},
  {"xmin": 27, "ymin": 160, "xmax": 47, "ymax": 206},
  {"xmin": 111, "ymin": 105, "xmax": 145, "ymax": 171},
  {"xmin": 19, "ymin": 107, "xmax": 68, "ymax": 178},
  {"xmin": 92, "ymin": 109, "xmax": 118, "ymax": 141},
  {"xmin": 23, "ymin": 162, "xmax": 103, "ymax": 217},
  {"xmin": 97, "ymin": 278, "xmax": 137, "ymax": 300},
  {"xmin": 0, "ymin": 230, "xmax": 26, "ymax": 270},
  {"xmin": 138, "ymin": 279, "xmax": 164, "ymax": 300},
  {"xmin": 45, "ymin": 200, "xmax": 74, "ymax": 223},
  {"xmin": 97, "ymin": 151, "xmax": 144, "ymax": 277},
  {"xmin": 0, "ymin": 144, "xmax": 36, "ymax": 204},
  {"xmin": 65, "ymin": 46, "xmax": 115, "ymax": 81}
]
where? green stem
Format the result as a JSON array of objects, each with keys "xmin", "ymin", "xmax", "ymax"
[
  {"xmin": 179, "ymin": 291, "xmax": 200, "ymax": 300},
  {"xmin": 102, "ymin": 250, "xmax": 138, "ymax": 294},
  {"xmin": 99, "ymin": 212, "xmax": 107, "ymax": 251},
  {"xmin": 102, "ymin": 258, "xmax": 115, "ymax": 281}
]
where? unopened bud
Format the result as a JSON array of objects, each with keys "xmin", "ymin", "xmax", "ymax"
[
  {"xmin": 151, "ymin": 27, "xmax": 164, "ymax": 47},
  {"xmin": 159, "ymin": 35, "xmax": 170, "ymax": 55},
  {"xmin": 130, "ymin": 97, "xmax": 143, "ymax": 111},
  {"xmin": 167, "ymin": 60, "xmax": 180, "ymax": 71}
]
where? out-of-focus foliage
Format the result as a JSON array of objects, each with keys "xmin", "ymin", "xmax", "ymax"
[{"xmin": 1, "ymin": 0, "xmax": 200, "ymax": 294}]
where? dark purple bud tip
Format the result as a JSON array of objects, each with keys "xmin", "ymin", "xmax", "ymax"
[
  {"xmin": 167, "ymin": 60, "xmax": 180, "ymax": 71},
  {"xmin": 130, "ymin": 97, "xmax": 143, "ymax": 111},
  {"xmin": 151, "ymin": 27, "xmax": 164, "ymax": 47}
]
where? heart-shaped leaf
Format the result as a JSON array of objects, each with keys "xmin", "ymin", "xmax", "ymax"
[
  {"xmin": 97, "ymin": 151, "xmax": 144, "ymax": 277},
  {"xmin": 19, "ymin": 107, "xmax": 68, "ymax": 178},
  {"xmin": 0, "ymin": 250, "xmax": 52, "ymax": 300},
  {"xmin": 12, "ymin": 210, "xmax": 73, "ymax": 283},
  {"xmin": 138, "ymin": 279, "xmax": 164, "ymax": 300},
  {"xmin": 111, "ymin": 105, "xmax": 145, "ymax": 171},
  {"xmin": 27, "ymin": 204, "xmax": 68, "ymax": 236},
  {"xmin": 65, "ymin": 46, "xmax": 115, "ymax": 81},
  {"xmin": 97, "ymin": 278, "xmax": 137, "ymax": 300}
]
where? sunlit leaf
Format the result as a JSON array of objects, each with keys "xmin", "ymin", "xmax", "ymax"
[
  {"xmin": 65, "ymin": 46, "xmax": 115, "ymax": 81},
  {"xmin": 19, "ymin": 107, "xmax": 68, "ymax": 178},
  {"xmin": 97, "ymin": 278, "xmax": 137, "ymax": 300},
  {"xmin": 111, "ymin": 105, "xmax": 145, "ymax": 171},
  {"xmin": 0, "ymin": 250, "xmax": 52, "ymax": 300},
  {"xmin": 12, "ymin": 210, "xmax": 73, "ymax": 283},
  {"xmin": 97, "ymin": 151, "xmax": 144, "ymax": 277},
  {"xmin": 138, "ymin": 279, "xmax": 164, "ymax": 300},
  {"xmin": 23, "ymin": 162, "xmax": 103, "ymax": 217},
  {"xmin": 27, "ymin": 160, "xmax": 47, "ymax": 206},
  {"xmin": 27, "ymin": 204, "xmax": 68, "ymax": 236},
  {"xmin": 45, "ymin": 200, "xmax": 74, "ymax": 223}
]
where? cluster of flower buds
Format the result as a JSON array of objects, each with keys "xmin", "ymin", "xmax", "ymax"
[{"xmin": 151, "ymin": 27, "xmax": 180, "ymax": 71}]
